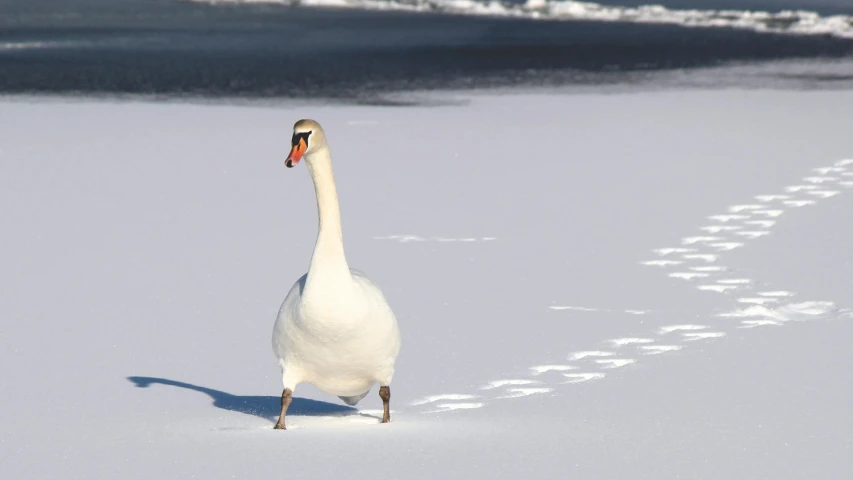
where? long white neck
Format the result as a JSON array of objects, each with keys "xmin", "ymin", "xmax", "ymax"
[{"xmin": 303, "ymin": 146, "xmax": 352, "ymax": 297}]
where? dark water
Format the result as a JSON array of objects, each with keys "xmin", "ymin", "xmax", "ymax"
[{"xmin": 1, "ymin": 0, "xmax": 853, "ymax": 100}]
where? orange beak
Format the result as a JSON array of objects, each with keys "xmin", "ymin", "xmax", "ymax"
[{"xmin": 285, "ymin": 138, "xmax": 307, "ymax": 168}]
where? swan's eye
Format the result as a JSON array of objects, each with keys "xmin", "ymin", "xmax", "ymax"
[{"xmin": 291, "ymin": 131, "xmax": 312, "ymax": 148}]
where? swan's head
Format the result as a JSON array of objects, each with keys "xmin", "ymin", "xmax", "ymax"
[{"xmin": 285, "ymin": 119, "xmax": 326, "ymax": 168}]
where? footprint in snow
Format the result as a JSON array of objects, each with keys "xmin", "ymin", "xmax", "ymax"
[{"xmin": 411, "ymin": 159, "xmax": 851, "ymax": 416}]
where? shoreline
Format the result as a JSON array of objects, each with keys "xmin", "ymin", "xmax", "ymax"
[{"xmin": 3, "ymin": 56, "xmax": 853, "ymax": 108}]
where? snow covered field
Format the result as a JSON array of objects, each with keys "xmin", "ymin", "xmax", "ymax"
[{"xmin": 2, "ymin": 90, "xmax": 852, "ymax": 478}]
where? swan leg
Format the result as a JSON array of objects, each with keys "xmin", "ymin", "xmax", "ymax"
[
  {"xmin": 273, "ymin": 388, "xmax": 293, "ymax": 430},
  {"xmin": 379, "ymin": 386, "xmax": 391, "ymax": 423}
]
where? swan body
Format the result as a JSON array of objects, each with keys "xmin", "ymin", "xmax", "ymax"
[
  {"xmin": 271, "ymin": 119, "xmax": 401, "ymax": 428},
  {"xmin": 273, "ymin": 269, "xmax": 400, "ymax": 398}
]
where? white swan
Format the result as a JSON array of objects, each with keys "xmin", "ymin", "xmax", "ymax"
[{"xmin": 271, "ymin": 119, "xmax": 401, "ymax": 429}]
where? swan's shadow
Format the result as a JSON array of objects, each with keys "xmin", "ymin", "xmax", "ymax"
[{"xmin": 127, "ymin": 376, "xmax": 375, "ymax": 422}]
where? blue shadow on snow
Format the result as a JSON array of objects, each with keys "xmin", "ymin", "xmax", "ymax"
[{"xmin": 127, "ymin": 376, "xmax": 358, "ymax": 421}]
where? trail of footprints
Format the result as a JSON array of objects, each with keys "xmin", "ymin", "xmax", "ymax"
[{"xmin": 412, "ymin": 158, "xmax": 853, "ymax": 414}]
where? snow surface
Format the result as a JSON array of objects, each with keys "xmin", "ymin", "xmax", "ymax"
[{"xmin": 1, "ymin": 90, "xmax": 853, "ymax": 478}]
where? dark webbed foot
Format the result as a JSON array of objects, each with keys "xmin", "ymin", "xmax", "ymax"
[{"xmin": 379, "ymin": 385, "xmax": 391, "ymax": 423}]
